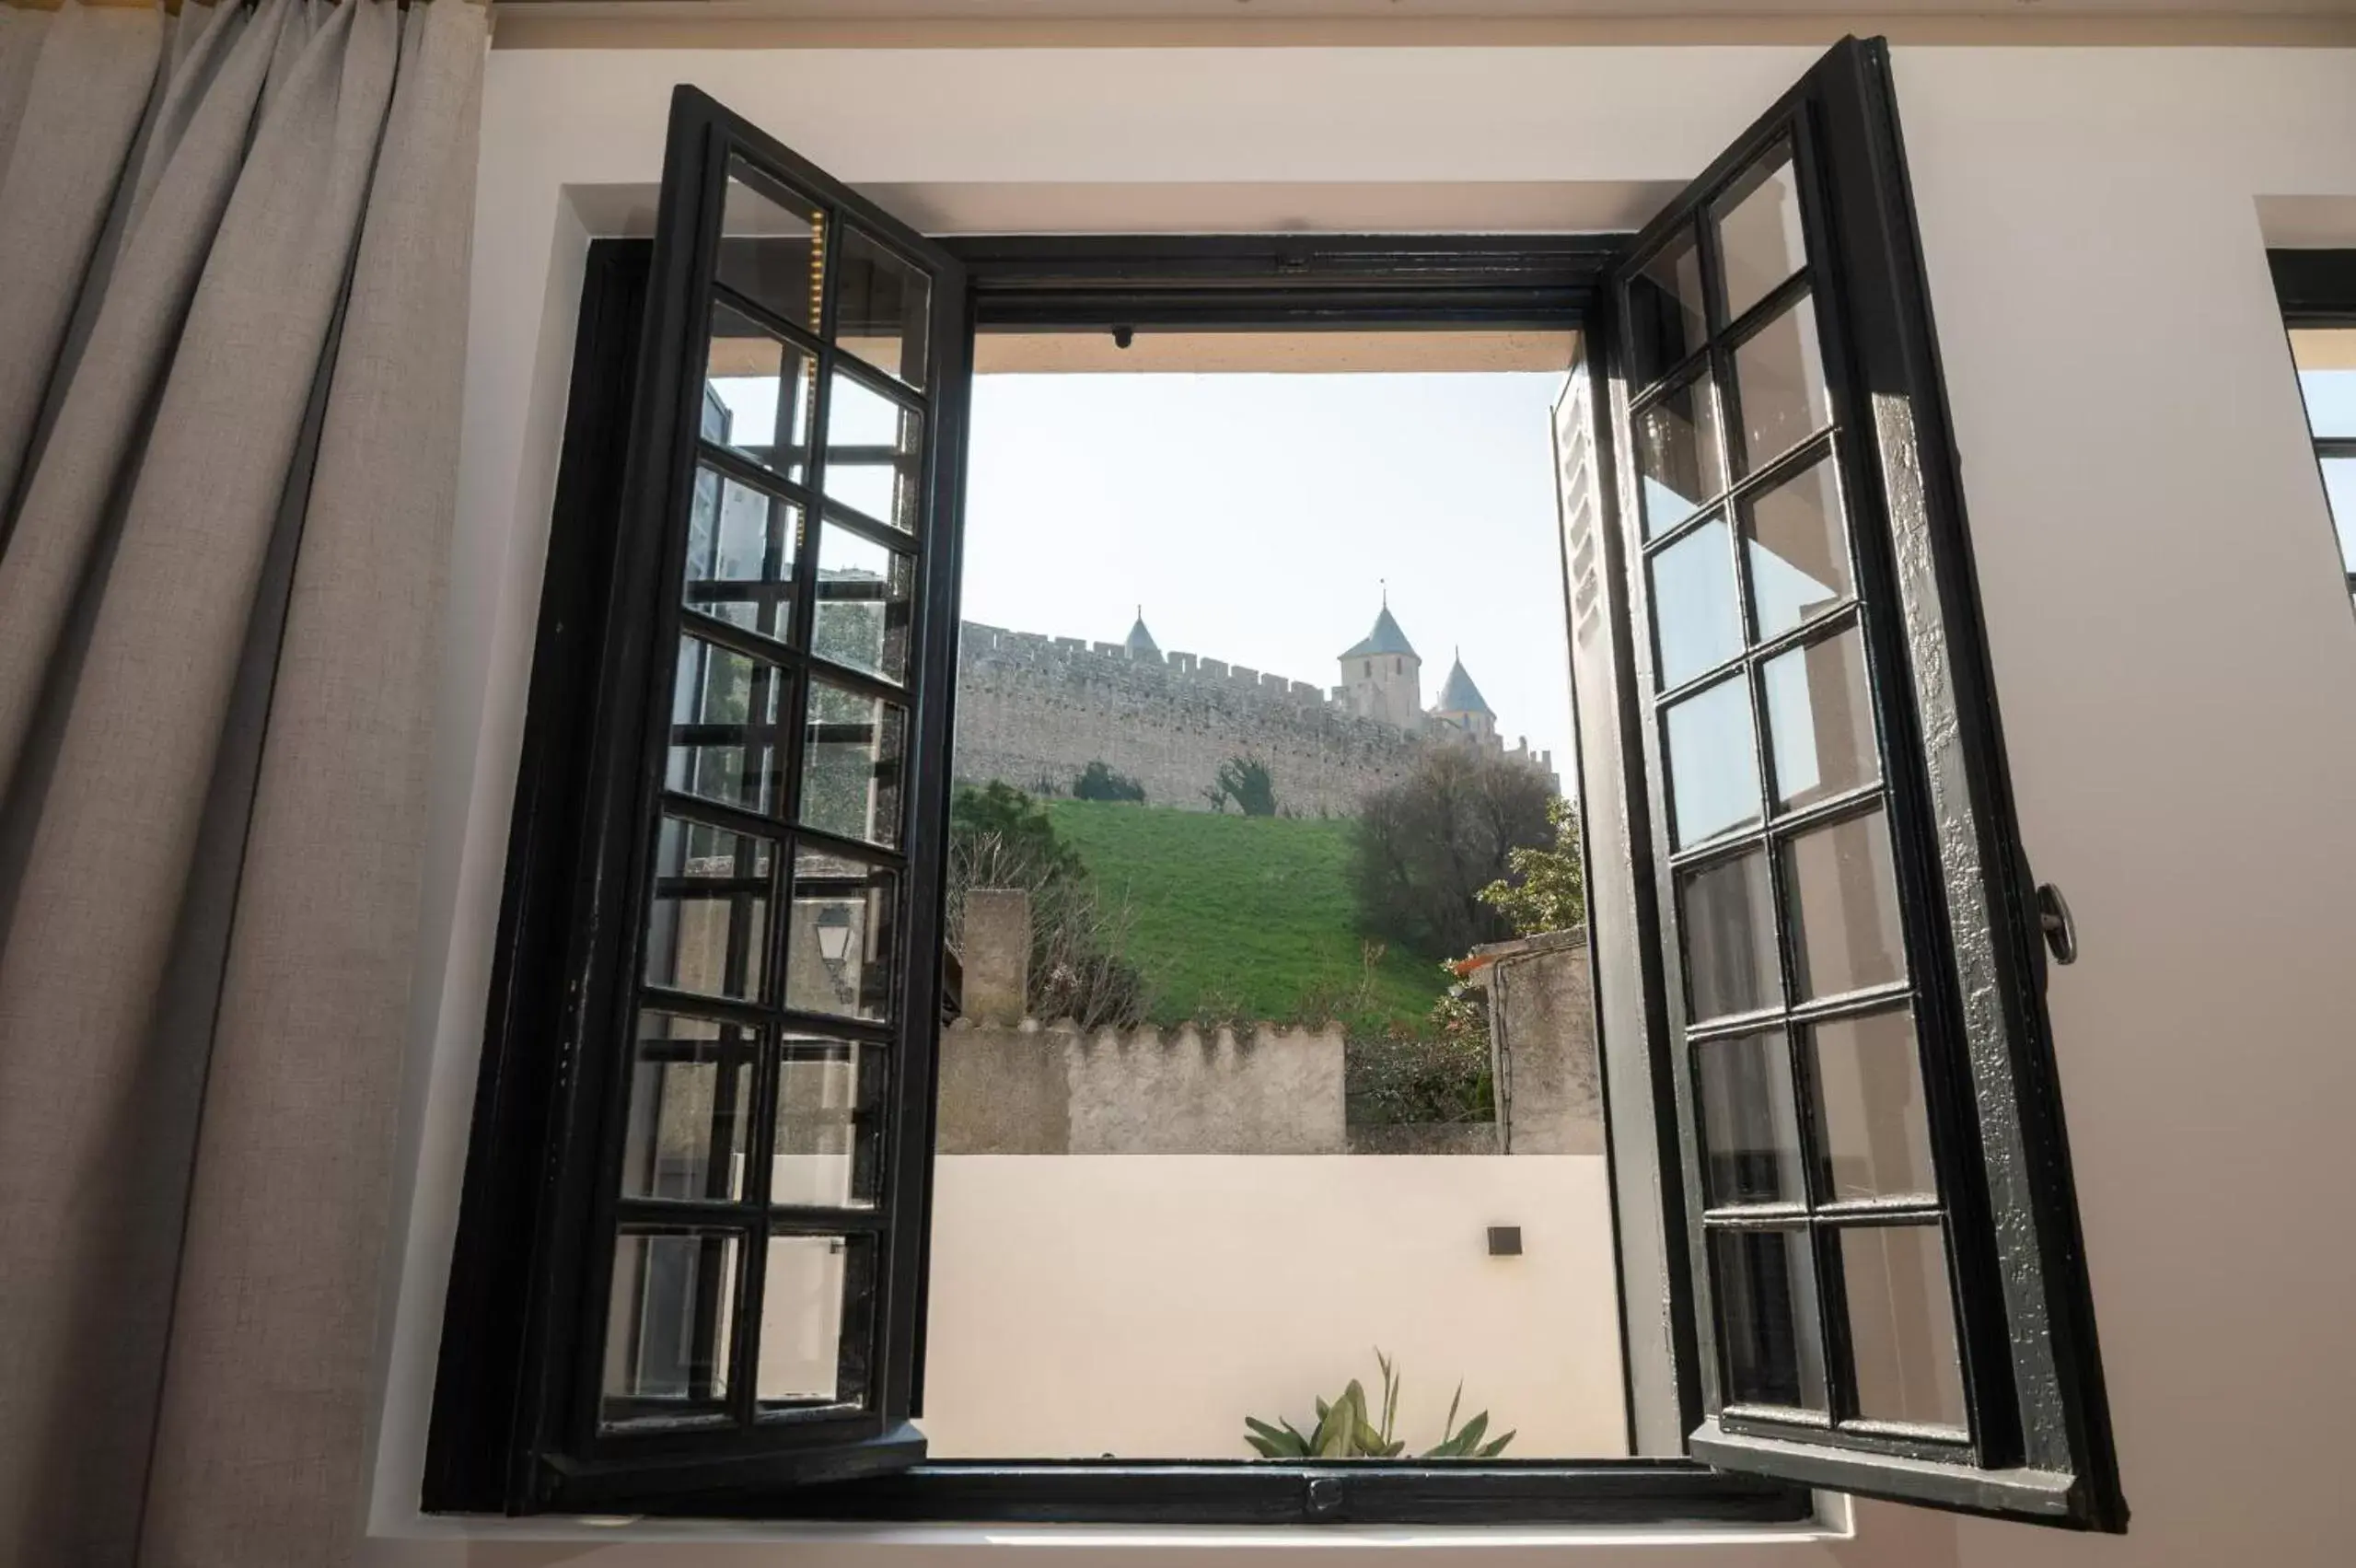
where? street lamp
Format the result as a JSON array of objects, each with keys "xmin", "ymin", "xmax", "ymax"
[{"xmin": 814, "ymin": 902, "xmax": 856, "ymax": 989}]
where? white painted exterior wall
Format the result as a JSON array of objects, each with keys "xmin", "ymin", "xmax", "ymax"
[
  {"xmin": 370, "ymin": 37, "xmax": 2356, "ymax": 1568},
  {"xmin": 921, "ymin": 1156, "xmax": 1625, "ymax": 1461}
]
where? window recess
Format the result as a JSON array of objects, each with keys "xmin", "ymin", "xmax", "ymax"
[{"xmin": 428, "ymin": 39, "xmax": 2121, "ymax": 1532}]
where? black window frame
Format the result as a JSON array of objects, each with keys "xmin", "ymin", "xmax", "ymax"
[
  {"xmin": 1582, "ymin": 39, "xmax": 2123, "ymax": 1529},
  {"xmin": 2267, "ymin": 248, "xmax": 2356, "ymax": 610},
  {"xmin": 428, "ymin": 40, "xmax": 2123, "ymax": 1533},
  {"xmin": 426, "ymin": 221, "xmax": 1813, "ymax": 1530}
]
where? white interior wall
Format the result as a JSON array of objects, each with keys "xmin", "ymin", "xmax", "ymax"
[{"xmin": 372, "ymin": 39, "xmax": 2356, "ymax": 1567}]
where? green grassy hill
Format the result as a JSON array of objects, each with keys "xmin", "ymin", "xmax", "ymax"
[{"xmin": 1043, "ymin": 800, "xmax": 1447, "ymax": 1031}]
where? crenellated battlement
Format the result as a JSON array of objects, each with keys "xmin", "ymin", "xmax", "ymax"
[
  {"xmin": 960, "ymin": 621, "xmax": 1345, "ymax": 720},
  {"xmin": 953, "ymin": 620, "xmax": 1557, "ymax": 816},
  {"xmin": 953, "ymin": 620, "xmax": 1431, "ymax": 815}
]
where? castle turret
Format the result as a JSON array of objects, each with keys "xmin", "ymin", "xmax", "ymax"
[
  {"xmin": 1432, "ymin": 652, "xmax": 1500, "ymax": 749},
  {"xmin": 1339, "ymin": 598, "xmax": 1422, "ymax": 729},
  {"xmin": 1124, "ymin": 608, "xmax": 1160, "ymax": 660}
]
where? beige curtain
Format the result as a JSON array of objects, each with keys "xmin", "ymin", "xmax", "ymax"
[{"xmin": 0, "ymin": 3, "xmax": 484, "ymax": 1563}]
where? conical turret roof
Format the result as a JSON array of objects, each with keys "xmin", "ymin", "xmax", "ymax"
[
  {"xmin": 1435, "ymin": 655, "xmax": 1492, "ymax": 715},
  {"xmin": 1341, "ymin": 604, "xmax": 1417, "ymax": 661}
]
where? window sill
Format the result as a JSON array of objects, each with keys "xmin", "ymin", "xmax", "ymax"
[{"xmin": 400, "ymin": 1460, "xmax": 1833, "ymax": 1546}]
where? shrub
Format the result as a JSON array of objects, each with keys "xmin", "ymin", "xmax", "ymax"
[
  {"xmin": 1478, "ymin": 795, "xmax": 1585, "ymax": 936},
  {"xmin": 1345, "ymin": 963, "xmax": 1494, "ymax": 1126},
  {"xmin": 1072, "ymin": 760, "xmax": 1147, "ymax": 803},
  {"xmin": 1203, "ymin": 754, "xmax": 1277, "ymax": 817},
  {"xmin": 1351, "ymin": 746, "xmax": 1557, "ymax": 958},
  {"xmin": 946, "ymin": 784, "xmax": 1151, "ymax": 1028}
]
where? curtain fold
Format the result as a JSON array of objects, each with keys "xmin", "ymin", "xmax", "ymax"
[
  {"xmin": 0, "ymin": 5, "xmax": 53, "ymax": 172},
  {"xmin": 0, "ymin": 3, "xmax": 484, "ymax": 1562},
  {"xmin": 141, "ymin": 3, "xmax": 483, "ymax": 1560},
  {"xmin": 0, "ymin": 0, "xmax": 287, "ymax": 793},
  {"xmin": 0, "ymin": 0, "xmax": 167, "ymax": 518}
]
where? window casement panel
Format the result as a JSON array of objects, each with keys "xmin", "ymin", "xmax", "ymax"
[
  {"xmin": 494, "ymin": 87, "xmax": 969, "ymax": 1513},
  {"xmin": 1578, "ymin": 38, "xmax": 2126, "ymax": 1528}
]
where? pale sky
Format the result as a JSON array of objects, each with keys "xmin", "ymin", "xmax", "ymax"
[{"xmin": 959, "ymin": 369, "xmax": 1579, "ymax": 775}]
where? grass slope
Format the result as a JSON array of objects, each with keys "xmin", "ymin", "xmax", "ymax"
[{"xmin": 1044, "ymin": 799, "xmax": 1447, "ymax": 1031}]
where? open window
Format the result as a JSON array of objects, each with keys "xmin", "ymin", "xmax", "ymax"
[
  {"xmin": 426, "ymin": 87, "xmax": 969, "ymax": 1512},
  {"xmin": 429, "ymin": 41, "xmax": 2120, "ymax": 1530},
  {"xmin": 1562, "ymin": 40, "xmax": 2122, "ymax": 1527}
]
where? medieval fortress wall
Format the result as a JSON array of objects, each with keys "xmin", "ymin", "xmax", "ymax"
[{"xmin": 952, "ymin": 621, "xmax": 1426, "ymax": 816}]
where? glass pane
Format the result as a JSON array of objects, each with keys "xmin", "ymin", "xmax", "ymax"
[
  {"xmin": 1810, "ymin": 1008, "xmax": 1937, "ymax": 1202},
  {"xmin": 1761, "ymin": 628, "xmax": 1877, "ymax": 812},
  {"xmin": 686, "ymin": 464, "xmax": 800, "ymax": 644},
  {"xmin": 1634, "ymin": 370, "xmax": 1725, "ymax": 538},
  {"xmin": 715, "ymin": 160, "xmax": 822, "ymax": 333},
  {"xmin": 1716, "ymin": 149, "xmax": 1808, "ymax": 324},
  {"xmin": 1840, "ymin": 1225, "xmax": 1967, "ymax": 1431},
  {"xmin": 1694, "ymin": 1031, "xmax": 1804, "ymax": 1206},
  {"xmin": 2290, "ymin": 327, "xmax": 2356, "ymax": 437},
  {"xmin": 601, "ymin": 1227, "xmax": 740, "ymax": 1423},
  {"xmin": 1663, "ymin": 675, "xmax": 1760, "ymax": 849},
  {"xmin": 621, "ymin": 1011, "xmax": 754, "ymax": 1202},
  {"xmin": 1627, "ymin": 223, "xmax": 1707, "ymax": 388},
  {"xmin": 1781, "ymin": 807, "xmax": 1907, "ymax": 1000},
  {"xmin": 835, "ymin": 226, "xmax": 932, "ymax": 389},
  {"xmin": 800, "ymin": 678, "xmax": 907, "ymax": 848},
  {"xmin": 758, "ymin": 1234, "xmax": 873, "ymax": 1408},
  {"xmin": 1650, "ymin": 517, "xmax": 1741, "ymax": 689},
  {"xmin": 1732, "ymin": 296, "xmax": 1831, "ymax": 473},
  {"xmin": 667, "ymin": 634, "xmax": 787, "ymax": 815},
  {"xmin": 1711, "ymin": 1227, "xmax": 1828, "ymax": 1411},
  {"xmin": 644, "ymin": 816, "xmax": 772, "ymax": 1002},
  {"xmin": 814, "ymin": 523, "xmax": 914, "ymax": 683},
  {"xmin": 772, "ymin": 1040, "xmax": 879, "ymax": 1209},
  {"xmin": 706, "ymin": 302, "xmax": 816, "ymax": 479},
  {"xmin": 824, "ymin": 370, "xmax": 923, "ymax": 532},
  {"xmin": 2320, "ymin": 457, "xmax": 2356, "ymax": 573},
  {"xmin": 787, "ymin": 850, "xmax": 899, "ymax": 1022},
  {"xmin": 1678, "ymin": 846, "xmax": 1780, "ymax": 1021},
  {"xmin": 1742, "ymin": 454, "xmax": 1851, "ymax": 639}
]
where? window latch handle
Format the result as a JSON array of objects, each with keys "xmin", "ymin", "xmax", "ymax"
[{"xmin": 2037, "ymin": 881, "xmax": 2077, "ymax": 966}]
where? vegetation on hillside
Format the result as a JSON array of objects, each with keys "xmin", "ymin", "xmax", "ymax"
[
  {"xmin": 1201, "ymin": 754, "xmax": 1279, "ymax": 817},
  {"xmin": 1349, "ymin": 746, "xmax": 1559, "ymax": 958},
  {"xmin": 946, "ymin": 784, "xmax": 1150, "ymax": 1028},
  {"xmin": 1043, "ymin": 798, "xmax": 1445, "ymax": 1031},
  {"xmin": 946, "ymin": 758, "xmax": 1583, "ymax": 1126},
  {"xmin": 1072, "ymin": 759, "xmax": 1147, "ymax": 803}
]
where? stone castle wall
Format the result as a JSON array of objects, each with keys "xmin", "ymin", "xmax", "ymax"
[{"xmin": 952, "ymin": 621, "xmax": 1424, "ymax": 816}]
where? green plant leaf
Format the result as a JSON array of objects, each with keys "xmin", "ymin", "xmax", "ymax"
[
  {"xmin": 1455, "ymin": 1411, "xmax": 1490, "ymax": 1452},
  {"xmin": 1245, "ymin": 1434, "xmax": 1286, "ymax": 1458},
  {"xmin": 1477, "ymin": 1431, "xmax": 1516, "ymax": 1458},
  {"xmin": 1441, "ymin": 1380, "xmax": 1462, "ymax": 1445}
]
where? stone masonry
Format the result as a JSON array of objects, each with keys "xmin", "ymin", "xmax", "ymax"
[{"xmin": 953, "ymin": 621, "xmax": 1427, "ymax": 817}]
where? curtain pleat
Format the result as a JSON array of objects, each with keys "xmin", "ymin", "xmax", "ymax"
[
  {"xmin": 139, "ymin": 3, "xmax": 485, "ymax": 1560},
  {"xmin": 0, "ymin": 5, "xmax": 52, "ymax": 174},
  {"xmin": 0, "ymin": 0, "xmax": 165, "ymax": 522},
  {"xmin": 123, "ymin": 3, "xmax": 252, "ymax": 243},
  {"xmin": 0, "ymin": 2, "xmax": 404, "ymax": 1562},
  {"xmin": 0, "ymin": 0, "xmax": 286, "ymax": 799}
]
